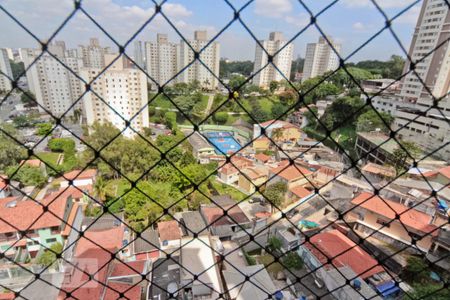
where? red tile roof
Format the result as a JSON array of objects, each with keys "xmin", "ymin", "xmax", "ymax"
[
  {"xmin": 219, "ymin": 157, "xmax": 253, "ymax": 175},
  {"xmin": 75, "ymin": 227, "xmax": 124, "ymax": 257},
  {"xmin": 306, "ymin": 229, "xmax": 385, "ymax": 279},
  {"xmin": 289, "ymin": 185, "xmax": 312, "ymax": 199},
  {"xmin": 110, "ymin": 260, "xmax": 146, "ymax": 278},
  {"xmin": 20, "ymin": 159, "xmax": 43, "ymax": 168},
  {"xmin": 201, "ymin": 205, "xmax": 249, "ymax": 227},
  {"xmin": 63, "ymin": 169, "xmax": 97, "ymax": 181},
  {"xmin": 157, "ymin": 220, "xmax": 181, "ymax": 241},
  {"xmin": 270, "ymin": 164, "xmax": 312, "ymax": 181},
  {"xmin": 438, "ymin": 165, "xmax": 450, "ymax": 179},
  {"xmin": 0, "ymin": 189, "xmax": 72, "ymax": 234},
  {"xmin": 0, "ymin": 175, "xmax": 7, "ymax": 190},
  {"xmin": 361, "ymin": 163, "xmax": 395, "ymax": 178},
  {"xmin": 103, "ymin": 282, "xmax": 142, "ymax": 300},
  {"xmin": 351, "ymin": 192, "xmax": 437, "ymax": 234},
  {"xmin": 255, "ymin": 153, "xmax": 270, "ymax": 162}
]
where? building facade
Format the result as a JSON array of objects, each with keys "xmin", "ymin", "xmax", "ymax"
[
  {"xmin": 20, "ymin": 45, "xmax": 84, "ymax": 116},
  {"xmin": 400, "ymin": 0, "xmax": 450, "ymax": 101},
  {"xmin": 145, "ymin": 33, "xmax": 179, "ymax": 87},
  {"xmin": 252, "ymin": 32, "xmax": 294, "ymax": 88},
  {"xmin": 302, "ymin": 36, "xmax": 341, "ymax": 81},
  {"xmin": 133, "ymin": 40, "xmax": 145, "ymax": 70},
  {"xmin": 178, "ymin": 30, "xmax": 220, "ymax": 89},
  {"xmin": 77, "ymin": 38, "xmax": 110, "ymax": 69},
  {"xmin": 81, "ymin": 55, "xmax": 149, "ymax": 136},
  {"xmin": 0, "ymin": 48, "xmax": 13, "ymax": 92}
]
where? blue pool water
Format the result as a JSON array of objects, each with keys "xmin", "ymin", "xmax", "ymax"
[{"xmin": 205, "ymin": 132, "xmax": 241, "ymax": 155}]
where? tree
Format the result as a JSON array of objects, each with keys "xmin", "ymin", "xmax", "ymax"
[
  {"xmin": 356, "ymin": 110, "xmax": 393, "ymax": 133},
  {"xmin": 36, "ymin": 123, "xmax": 53, "ymax": 136},
  {"xmin": 48, "ymin": 138, "xmax": 75, "ymax": 153},
  {"xmin": 269, "ymin": 81, "xmax": 279, "ymax": 93},
  {"xmin": 409, "ymin": 283, "xmax": 450, "ymax": 300},
  {"xmin": 164, "ymin": 111, "xmax": 177, "ymax": 130},
  {"xmin": 271, "ymin": 128, "xmax": 284, "ymax": 141},
  {"xmin": 219, "ymin": 59, "xmax": 253, "ymax": 78},
  {"xmin": 36, "ymin": 242, "xmax": 63, "ymax": 269},
  {"xmin": 267, "ymin": 236, "xmax": 282, "ymax": 253},
  {"xmin": 94, "ymin": 176, "xmax": 108, "ymax": 202},
  {"xmin": 21, "ymin": 91, "xmax": 37, "ymax": 106},
  {"xmin": 271, "ymin": 102, "xmax": 287, "ymax": 119},
  {"xmin": 9, "ymin": 60, "xmax": 25, "ymax": 80},
  {"xmin": 402, "ymin": 256, "xmax": 429, "ymax": 284},
  {"xmin": 7, "ymin": 164, "xmax": 47, "ymax": 187},
  {"xmin": 0, "ymin": 125, "xmax": 26, "ymax": 170},
  {"xmin": 319, "ymin": 96, "xmax": 364, "ymax": 131},
  {"xmin": 213, "ymin": 112, "xmax": 228, "ymax": 124},
  {"xmin": 264, "ymin": 181, "xmax": 288, "ymax": 212},
  {"xmin": 228, "ymin": 74, "xmax": 246, "ymax": 91},
  {"xmin": 282, "ymin": 252, "xmax": 304, "ymax": 270},
  {"xmin": 391, "ymin": 141, "xmax": 421, "ymax": 175}
]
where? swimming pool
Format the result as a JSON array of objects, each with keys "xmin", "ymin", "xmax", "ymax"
[{"xmin": 204, "ymin": 131, "xmax": 241, "ymax": 155}]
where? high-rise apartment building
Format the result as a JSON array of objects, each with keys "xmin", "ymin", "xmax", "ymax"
[
  {"xmin": 81, "ymin": 55, "xmax": 149, "ymax": 136},
  {"xmin": 252, "ymin": 32, "xmax": 294, "ymax": 88},
  {"xmin": 0, "ymin": 48, "xmax": 13, "ymax": 92},
  {"xmin": 400, "ymin": 0, "xmax": 450, "ymax": 101},
  {"xmin": 133, "ymin": 40, "xmax": 145, "ymax": 70},
  {"xmin": 178, "ymin": 30, "xmax": 220, "ymax": 89},
  {"xmin": 144, "ymin": 34, "xmax": 178, "ymax": 87},
  {"xmin": 393, "ymin": 0, "xmax": 450, "ymax": 160},
  {"xmin": 302, "ymin": 36, "xmax": 341, "ymax": 81},
  {"xmin": 20, "ymin": 44, "xmax": 84, "ymax": 116},
  {"xmin": 77, "ymin": 38, "xmax": 110, "ymax": 69}
]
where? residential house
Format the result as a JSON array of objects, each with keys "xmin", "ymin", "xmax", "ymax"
[
  {"xmin": 252, "ymin": 137, "xmax": 271, "ymax": 152},
  {"xmin": 350, "ymin": 192, "xmax": 438, "ymax": 252},
  {"xmin": 200, "ymin": 196, "xmax": 251, "ymax": 240},
  {"xmin": 217, "ymin": 157, "xmax": 253, "ymax": 185},
  {"xmin": 185, "ymin": 131, "xmax": 216, "ymax": 164},
  {"xmin": 298, "ymin": 229, "xmax": 393, "ymax": 300},
  {"xmin": 132, "ymin": 228, "xmax": 160, "ymax": 260},
  {"xmin": 157, "ymin": 220, "xmax": 182, "ymax": 250},
  {"xmin": 254, "ymin": 153, "xmax": 271, "ymax": 165},
  {"xmin": 361, "ymin": 163, "xmax": 395, "ymax": 184},
  {"xmin": 59, "ymin": 169, "xmax": 97, "ymax": 188},
  {"xmin": 288, "ymin": 185, "xmax": 313, "ymax": 202},
  {"xmin": 223, "ymin": 265, "xmax": 277, "ymax": 300},
  {"xmin": 427, "ymin": 227, "xmax": 450, "ymax": 270},
  {"xmin": 423, "ymin": 165, "xmax": 450, "ymax": 186},
  {"xmin": 59, "ymin": 226, "xmax": 151, "ymax": 300},
  {"xmin": 0, "ymin": 188, "xmax": 82, "ymax": 261},
  {"xmin": 253, "ymin": 120, "xmax": 301, "ymax": 145},
  {"xmin": 238, "ymin": 167, "xmax": 268, "ymax": 194},
  {"xmin": 269, "ymin": 162, "xmax": 313, "ymax": 189},
  {"xmin": 180, "ymin": 211, "xmax": 208, "ymax": 237},
  {"xmin": 274, "ymin": 227, "xmax": 300, "ymax": 253},
  {"xmin": 179, "ymin": 236, "xmax": 224, "ymax": 299}
]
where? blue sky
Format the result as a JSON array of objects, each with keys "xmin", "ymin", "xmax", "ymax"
[{"xmin": 0, "ymin": 0, "xmax": 422, "ymax": 62}]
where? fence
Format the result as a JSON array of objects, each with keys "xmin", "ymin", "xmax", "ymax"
[{"xmin": 0, "ymin": 0, "xmax": 449, "ymax": 300}]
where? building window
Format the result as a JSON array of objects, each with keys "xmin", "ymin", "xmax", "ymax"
[{"xmin": 46, "ymin": 238, "xmax": 57, "ymax": 244}]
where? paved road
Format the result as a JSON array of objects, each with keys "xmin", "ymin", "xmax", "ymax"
[
  {"xmin": 204, "ymin": 94, "xmax": 214, "ymax": 115},
  {"xmin": 0, "ymin": 92, "xmax": 20, "ymax": 122}
]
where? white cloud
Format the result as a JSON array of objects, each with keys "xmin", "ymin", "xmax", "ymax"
[
  {"xmin": 342, "ymin": 0, "xmax": 417, "ymax": 9},
  {"xmin": 254, "ymin": 0, "xmax": 292, "ymax": 18},
  {"xmin": 284, "ymin": 13, "xmax": 310, "ymax": 28},
  {"xmin": 0, "ymin": 0, "xmax": 194, "ymax": 47},
  {"xmin": 352, "ymin": 22, "xmax": 366, "ymax": 30}
]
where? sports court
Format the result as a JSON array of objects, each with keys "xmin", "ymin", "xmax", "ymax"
[{"xmin": 204, "ymin": 131, "xmax": 241, "ymax": 155}]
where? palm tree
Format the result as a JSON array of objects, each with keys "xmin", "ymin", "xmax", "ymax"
[
  {"xmin": 94, "ymin": 176, "xmax": 108, "ymax": 202},
  {"xmin": 271, "ymin": 128, "xmax": 284, "ymax": 142}
]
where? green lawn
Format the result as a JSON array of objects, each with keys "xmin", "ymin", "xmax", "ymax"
[
  {"xmin": 106, "ymin": 179, "xmax": 131, "ymax": 198},
  {"xmin": 210, "ymin": 180, "xmax": 247, "ymax": 202},
  {"xmin": 148, "ymin": 94, "xmax": 175, "ymax": 109},
  {"xmin": 258, "ymin": 254, "xmax": 284, "ymax": 276},
  {"xmin": 35, "ymin": 152, "xmax": 61, "ymax": 168}
]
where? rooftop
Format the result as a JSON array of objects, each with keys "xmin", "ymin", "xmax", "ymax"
[
  {"xmin": 289, "ymin": 185, "xmax": 313, "ymax": 199},
  {"xmin": 223, "ymin": 265, "xmax": 277, "ymax": 300},
  {"xmin": 361, "ymin": 163, "xmax": 395, "ymax": 178},
  {"xmin": 201, "ymin": 200, "xmax": 250, "ymax": 227},
  {"xmin": 157, "ymin": 220, "xmax": 182, "ymax": 242},
  {"xmin": 356, "ymin": 132, "xmax": 399, "ymax": 154},
  {"xmin": 62, "ymin": 169, "xmax": 97, "ymax": 181},
  {"xmin": 270, "ymin": 163, "xmax": 312, "ymax": 181},
  {"xmin": 352, "ymin": 192, "xmax": 437, "ymax": 234},
  {"xmin": 254, "ymin": 153, "xmax": 270, "ymax": 162},
  {"xmin": 133, "ymin": 228, "xmax": 160, "ymax": 254},
  {"xmin": 306, "ymin": 229, "xmax": 385, "ymax": 279},
  {"xmin": 181, "ymin": 211, "xmax": 208, "ymax": 236},
  {"xmin": 0, "ymin": 189, "xmax": 72, "ymax": 234}
]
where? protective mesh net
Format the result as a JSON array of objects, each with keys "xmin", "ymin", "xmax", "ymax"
[{"xmin": 0, "ymin": 0, "xmax": 449, "ymax": 299}]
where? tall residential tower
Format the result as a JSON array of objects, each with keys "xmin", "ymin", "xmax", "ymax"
[
  {"xmin": 0, "ymin": 48, "xmax": 13, "ymax": 92},
  {"xmin": 252, "ymin": 32, "xmax": 294, "ymax": 88},
  {"xmin": 302, "ymin": 36, "xmax": 341, "ymax": 81}
]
